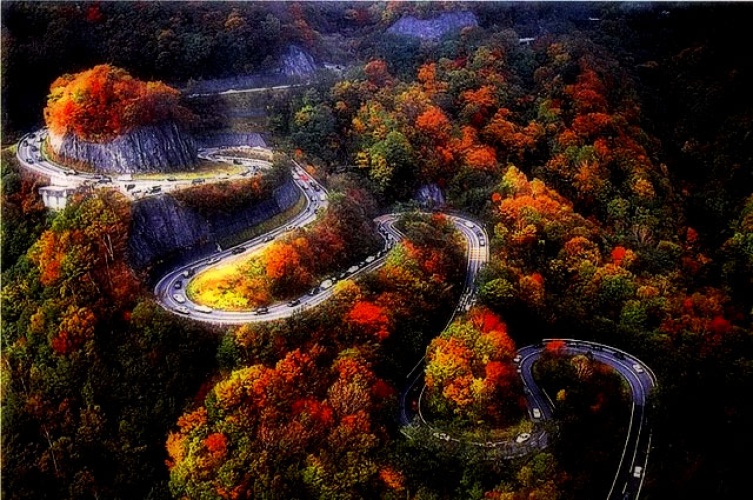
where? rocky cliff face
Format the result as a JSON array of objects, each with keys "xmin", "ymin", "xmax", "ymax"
[
  {"xmin": 49, "ymin": 121, "xmax": 197, "ymax": 174},
  {"xmin": 387, "ymin": 11, "xmax": 478, "ymax": 41},
  {"xmin": 128, "ymin": 180, "xmax": 300, "ymax": 273},
  {"xmin": 279, "ymin": 45, "xmax": 317, "ymax": 78}
]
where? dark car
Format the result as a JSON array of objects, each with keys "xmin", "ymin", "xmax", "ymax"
[
  {"xmin": 191, "ymin": 178, "xmax": 205, "ymax": 184},
  {"xmin": 254, "ymin": 306, "xmax": 269, "ymax": 315},
  {"xmin": 287, "ymin": 299, "xmax": 300, "ymax": 307},
  {"xmin": 231, "ymin": 246, "xmax": 246, "ymax": 255},
  {"xmin": 308, "ymin": 287, "xmax": 320, "ymax": 296}
]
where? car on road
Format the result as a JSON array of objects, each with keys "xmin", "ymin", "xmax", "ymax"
[
  {"xmin": 364, "ymin": 255, "xmax": 376, "ymax": 264},
  {"xmin": 181, "ymin": 269, "xmax": 195, "ymax": 278},
  {"xmin": 263, "ymin": 235, "xmax": 275, "ymax": 242},
  {"xmin": 233, "ymin": 159, "xmax": 242, "ymax": 165},
  {"xmin": 166, "ymin": 177, "xmax": 177, "ymax": 182},
  {"xmin": 514, "ymin": 354, "xmax": 522, "ymax": 363},
  {"xmin": 464, "ymin": 221, "xmax": 474, "ymax": 228},
  {"xmin": 479, "ymin": 238, "xmax": 486, "ymax": 246},
  {"xmin": 313, "ymin": 184, "xmax": 321, "ymax": 191},
  {"xmin": 231, "ymin": 246, "xmax": 246, "ymax": 255},
  {"xmin": 633, "ymin": 466, "xmax": 643, "ymax": 478},
  {"xmin": 347, "ymin": 265, "xmax": 359, "ymax": 274},
  {"xmin": 308, "ymin": 287, "xmax": 320, "ymax": 296},
  {"xmin": 194, "ymin": 305, "xmax": 213, "ymax": 314},
  {"xmin": 254, "ymin": 306, "xmax": 269, "ymax": 315},
  {"xmin": 149, "ymin": 185, "xmax": 162, "ymax": 193},
  {"xmin": 125, "ymin": 183, "xmax": 135, "ymax": 190},
  {"xmin": 515, "ymin": 433, "xmax": 531, "ymax": 443},
  {"xmin": 207, "ymin": 257, "xmax": 221, "ymax": 264},
  {"xmin": 532, "ymin": 408, "xmax": 542, "ymax": 419},
  {"xmin": 172, "ymin": 294, "xmax": 186, "ymax": 304},
  {"xmin": 176, "ymin": 306, "xmax": 191, "ymax": 315},
  {"xmin": 320, "ymin": 279, "xmax": 333, "ymax": 290},
  {"xmin": 286, "ymin": 225, "xmax": 296, "ymax": 231},
  {"xmin": 191, "ymin": 178, "xmax": 205, "ymax": 184},
  {"xmin": 633, "ymin": 364, "xmax": 644, "ymax": 374},
  {"xmin": 27, "ymin": 158, "xmax": 34, "ymax": 163},
  {"xmin": 287, "ymin": 299, "xmax": 300, "ymax": 307},
  {"xmin": 173, "ymin": 281, "xmax": 182, "ymax": 289}
]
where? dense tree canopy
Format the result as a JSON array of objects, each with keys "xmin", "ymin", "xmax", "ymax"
[{"xmin": 44, "ymin": 65, "xmax": 191, "ymax": 141}]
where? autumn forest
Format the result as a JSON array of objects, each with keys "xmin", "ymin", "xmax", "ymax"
[{"xmin": 2, "ymin": 2, "xmax": 753, "ymax": 500}]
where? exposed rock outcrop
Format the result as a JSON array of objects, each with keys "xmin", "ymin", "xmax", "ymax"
[
  {"xmin": 128, "ymin": 179, "xmax": 301, "ymax": 272},
  {"xmin": 49, "ymin": 122, "xmax": 197, "ymax": 174},
  {"xmin": 279, "ymin": 45, "xmax": 317, "ymax": 78},
  {"xmin": 387, "ymin": 11, "xmax": 478, "ymax": 41}
]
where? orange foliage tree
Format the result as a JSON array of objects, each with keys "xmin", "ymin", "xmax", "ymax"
[
  {"xmin": 424, "ymin": 307, "xmax": 522, "ymax": 425},
  {"xmin": 45, "ymin": 64, "xmax": 192, "ymax": 142}
]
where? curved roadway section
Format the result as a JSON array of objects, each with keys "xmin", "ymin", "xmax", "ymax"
[{"xmin": 17, "ymin": 130, "xmax": 655, "ymax": 500}]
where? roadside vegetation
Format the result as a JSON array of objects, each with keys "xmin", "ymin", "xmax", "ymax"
[{"xmin": 2, "ymin": 2, "xmax": 753, "ymax": 500}]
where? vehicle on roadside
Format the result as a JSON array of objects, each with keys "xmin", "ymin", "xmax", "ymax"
[
  {"xmin": 633, "ymin": 364, "xmax": 644, "ymax": 374},
  {"xmin": 181, "ymin": 268, "xmax": 195, "ymax": 278},
  {"xmin": 633, "ymin": 466, "xmax": 643, "ymax": 478},
  {"xmin": 479, "ymin": 238, "xmax": 486, "ymax": 246},
  {"xmin": 308, "ymin": 287, "xmax": 320, "ymax": 296},
  {"xmin": 532, "ymin": 408, "xmax": 542, "ymax": 419},
  {"xmin": 287, "ymin": 299, "xmax": 300, "ymax": 307},
  {"xmin": 176, "ymin": 306, "xmax": 191, "ymax": 315},
  {"xmin": 191, "ymin": 178, "xmax": 205, "ymax": 184},
  {"xmin": 172, "ymin": 294, "xmax": 186, "ymax": 304},
  {"xmin": 514, "ymin": 354, "xmax": 522, "ymax": 363},
  {"xmin": 464, "ymin": 221, "xmax": 474, "ymax": 228},
  {"xmin": 173, "ymin": 281, "xmax": 182, "ymax": 289},
  {"xmin": 263, "ymin": 235, "xmax": 275, "ymax": 242},
  {"xmin": 207, "ymin": 257, "xmax": 220, "ymax": 264},
  {"xmin": 515, "ymin": 433, "xmax": 531, "ymax": 443},
  {"xmin": 231, "ymin": 246, "xmax": 246, "ymax": 255},
  {"xmin": 194, "ymin": 305, "xmax": 212, "ymax": 314},
  {"xmin": 364, "ymin": 255, "xmax": 375, "ymax": 264},
  {"xmin": 125, "ymin": 183, "xmax": 135, "ymax": 190},
  {"xmin": 254, "ymin": 306, "xmax": 269, "ymax": 315},
  {"xmin": 347, "ymin": 265, "xmax": 359, "ymax": 274}
]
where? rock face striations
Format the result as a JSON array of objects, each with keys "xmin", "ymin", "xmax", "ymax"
[
  {"xmin": 387, "ymin": 11, "xmax": 478, "ymax": 41},
  {"xmin": 44, "ymin": 64, "xmax": 197, "ymax": 173},
  {"xmin": 128, "ymin": 180, "xmax": 301, "ymax": 272},
  {"xmin": 49, "ymin": 122, "xmax": 197, "ymax": 174}
]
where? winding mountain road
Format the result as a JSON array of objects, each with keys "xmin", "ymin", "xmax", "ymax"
[{"xmin": 16, "ymin": 129, "xmax": 656, "ymax": 500}]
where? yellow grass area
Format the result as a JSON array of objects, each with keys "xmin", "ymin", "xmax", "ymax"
[
  {"xmin": 133, "ymin": 159, "xmax": 245, "ymax": 181},
  {"xmin": 186, "ymin": 248, "xmax": 273, "ymax": 311}
]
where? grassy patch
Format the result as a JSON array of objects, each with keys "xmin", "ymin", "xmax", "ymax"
[
  {"xmin": 133, "ymin": 160, "xmax": 245, "ymax": 180},
  {"xmin": 186, "ymin": 192, "xmax": 307, "ymax": 310},
  {"xmin": 186, "ymin": 247, "xmax": 272, "ymax": 311}
]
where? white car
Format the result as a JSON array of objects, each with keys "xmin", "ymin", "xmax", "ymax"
[
  {"xmin": 172, "ymin": 294, "xmax": 186, "ymax": 304},
  {"xmin": 514, "ymin": 354, "xmax": 522, "ymax": 363},
  {"xmin": 194, "ymin": 305, "xmax": 212, "ymax": 314},
  {"xmin": 176, "ymin": 306, "xmax": 191, "ymax": 315},
  {"xmin": 464, "ymin": 221, "xmax": 474, "ymax": 228},
  {"xmin": 633, "ymin": 364, "xmax": 644, "ymax": 374},
  {"xmin": 532, "ymin": 408, "xmax": 542, "ymax": 419},
  {"xmin": 633, "ymin": 466, "xmax": 643, "ymax": 478},
  {"xmin": 515, "ymin": 432, "xmax": 531, "ymax": 443}
]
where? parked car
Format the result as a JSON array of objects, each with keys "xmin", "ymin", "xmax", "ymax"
[
  {"xmin": 287, "ymin": 299, "xmax": 300, "ymax": 307},
  {"xmin": 173, "ymin": 281, "xmax": 182, "ymax": 289},
  {"xmin": 532, "ymin": 408, "xmax": 542, "ymax": 419},
  {"xmin": 254, "ymin": 306, "xmax": 269, "ymax": 315},
  {"xmin": 231, "ymin": 246, "xmax": 246, "ymax": 255},
  {"xmin": 172, "ymin": 294, "xmax": 186, "ymax": 304},
  {"xmin": 515, "ymin": 433, "xmax": 531, "ymax": 443}
]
